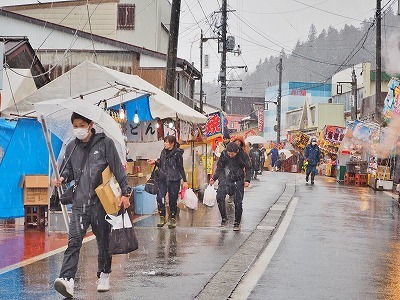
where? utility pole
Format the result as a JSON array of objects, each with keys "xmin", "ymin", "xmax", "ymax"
[
  {"xmin": 220, "ymin": 0, "xmax": 227, "ymax": 112},
  {"xmin": 199, "ymin": 30, "xmax": 204, "ymax": 113},
  {"xmin": 351, "ymin": 68, "xmax": 358, "ymax": 120},
  {"xmin": 375, "ymin": 0, "xmax": 382, "ymax": 123},
  {"xmin": 276, "ymin": 56, "xmax": 283, "ymax": 143},
  {"xmin": 165, "ymin": 0, "xmax": 181, "ymax": 97}
]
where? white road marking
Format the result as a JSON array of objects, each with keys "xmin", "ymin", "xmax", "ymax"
[
  {"xmin": 0, "ymin": 215, "xmax": 151, "ymax": 275},
  {"xmin": 230, "ymin": 196, "xmax": 299, "ymax": 299}
]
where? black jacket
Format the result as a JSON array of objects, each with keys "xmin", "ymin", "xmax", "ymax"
[
  {"xmin": 61, "ymin": 130, "xmax": 130, "ymax": 208},
  {"xmin": 249, "ymin": 147, "xmax": 262, "ymax": 169},
  {"xmin": 213, "ymin": 148, "xmax": 252, "ymax": 183},
  {"xmin": 155, "ymin": 147, "xmax": 187, "ymax": 182}
]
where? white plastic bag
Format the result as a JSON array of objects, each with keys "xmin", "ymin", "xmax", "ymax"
[
  {"xmin": 105, "ymin": 210, "xmax": 132, "ymax": 229},
  {"xmin": 203, "ymin": 185, "xmax": 217, "ymax": 207},
  {"xmin": 183, "ymin": 188, "xmax": 198, "ymax": 210}
]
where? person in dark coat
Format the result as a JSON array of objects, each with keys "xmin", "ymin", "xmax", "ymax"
[
  {"xmin": 267, "ymin": 146, "xmax": 279, "ymax": 170},
  {"xmin": 259, "ymin": 146, "xmax": 266, "ymax": 174},
  {"xmin": 54, "ymin": 113, "xmax": 131, "ymax": 298},
  {"xmin": 148, "ymin": 135, "xmax": 188, "ymax": 228},
  {"xmin": 249, "ymin": 143, "xmax": 262, "ymax": 179},
  {"xmin": 209, "ymin": 142, "xmax": 251, "ymax": 231},
  {"xmin": 304, "ymin": 137, "xmax": 321, "ymax": 184}
]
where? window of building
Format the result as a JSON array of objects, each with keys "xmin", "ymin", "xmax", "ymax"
[{"xmin": 118, "ymin": 4, "xmax": 135, "ymax": 30}]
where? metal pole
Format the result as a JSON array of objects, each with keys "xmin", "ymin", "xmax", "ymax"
[
  {"xmin": 351, "ymin": 68, "xmax": 358, "ymax": 120},
  {"xmin": 375, "ymin": 0, "xmax": 382, "ymax": 123},
  {"xmin": 39, "ymin": 115, "xmax": 69, "ymax": 232},
  {"xmin": 192, "ymin": 140, "xmax": 195, "ymax": 189},
  {"xmin": 276, "ymin": 56, "xmax": 283, "ymax": 143},
  {"xmin": 200, "ymin": 30, "xmax": 204, "ymax": 113},
  {"xmin": 165, "ymin": 0, "xmax": 181, "ymax": 97},
  {"xmin": 220, "ymin": 0, "xmax": 227, "ymax": 112}
]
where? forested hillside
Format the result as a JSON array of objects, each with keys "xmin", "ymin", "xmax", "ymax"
[{"xmin": 203, "ymin": 7, "xmax": 400, "ymax": 108}]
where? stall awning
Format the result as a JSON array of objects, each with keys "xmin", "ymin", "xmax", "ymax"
[
  {"xmin": 2, "ymin": 60, "xmax": 207, "ymax": 124},
  {"xmin": 0, "ymin": 68, "xmax": 37, "ymax": 112}
]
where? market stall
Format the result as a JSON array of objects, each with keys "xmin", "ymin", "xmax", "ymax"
[{"xmin": 3, "ymin": 61, "xmax": 208, "ymax": 225}]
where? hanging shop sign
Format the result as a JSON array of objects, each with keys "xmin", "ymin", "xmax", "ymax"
[
  {"xmin": 383, "ymin": 78, "xmax": 400, "ymax": 123},
  {"xmin": 293, "ymin": 132, "xmax": 310, "ymax": 149},
  {"xmin": 323, "ymin": 125, "xmax": 345, "ymax": 145},
  {"xmin": 347, "ymin": 120, "xmax": 374, "ymax": 142},
  {"xmin": 126, "ymin": 120, "xmax": 158, "ymax": 143},
  {"xmin": 206, "ymin": 112, "xmax": 224, "ymax": 140},
  {"xmin": 201, "ymin": 155, "xmax": 214, "ymax": 174},
  {"xmin": 257, "ymin": 109, "xmax": 264, "ymax": 132},
  {"xmin": 179, "ymin": 120, "xmax": 191, "ymax": 142}
]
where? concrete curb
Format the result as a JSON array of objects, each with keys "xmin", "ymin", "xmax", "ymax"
[{"xmin": 194, "ymin": 180, "xmax": 297, "ymax": 300}]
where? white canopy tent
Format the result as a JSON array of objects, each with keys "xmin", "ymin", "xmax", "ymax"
[
  {"xmin": 2, "ymin": 60, "xmax": 207, "ymax": 124},
  {"xmin": 1, "ymin": 68, "xmax": 37, "ymax": 112}
]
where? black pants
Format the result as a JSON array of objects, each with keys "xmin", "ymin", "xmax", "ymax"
[
  {"xmin": 157, "ymin": 180, "xmax": 180, "ymax": 219},
  {"xmin": 60, "ymin": 200, "xmax": 111, "ymax": 279},
  {"xmin": 216, "ymin": 180, "xmax": 245, "ymax": 224}
]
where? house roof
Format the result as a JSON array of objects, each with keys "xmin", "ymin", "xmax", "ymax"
[
  {"xmin": 0, "ymin": 9, "xmax": 201, "ymax": 78},
  {"xmin": 225, "ymin": 96, "xmax": 264, "ymax": 115},
  {"xmin": 1, "ymin": 36, "xmax": 50, "ymax": 88}
]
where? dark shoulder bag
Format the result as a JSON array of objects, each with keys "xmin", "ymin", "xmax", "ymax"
[
  {"xmin": 59, "ymin": 145, "xmax": 89, "ymax": 205},
  {"xmin": 144, "ymin": 166, "xmax": 159, "ymax": 195}
]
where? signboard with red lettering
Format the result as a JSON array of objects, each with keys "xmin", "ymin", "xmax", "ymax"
[
  {"xmin": 257, "ymin": 109, "xmax": 264, "ymax": 132},
  {"xmin": 206, "ymin": 112, "xmax": 223, "ymax": 140}
]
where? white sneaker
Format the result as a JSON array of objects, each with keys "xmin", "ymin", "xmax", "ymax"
[
  {"xmin": 54, "ymin": 277, "xmax": 74, "ymax": 298},
  {"xmin": 97, "ymin": 272, "xmax": 110, "ymax": 292}
]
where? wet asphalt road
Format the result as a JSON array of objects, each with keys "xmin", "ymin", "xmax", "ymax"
[
  {"xmin": 1, "ymin": 172, "xmax": 400, "ymax": 300},
  {"xmin": 248, "ymin": 175, "xmax": 400, "ymax": 300}
]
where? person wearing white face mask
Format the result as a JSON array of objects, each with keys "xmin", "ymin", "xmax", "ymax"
[
  {"xmin": 304, "ymin": 137, "xmax": 321, "ymax": 184},
  {"xmin": 53, "ymin": 112, "xmax": 131, "ymax": 298}
]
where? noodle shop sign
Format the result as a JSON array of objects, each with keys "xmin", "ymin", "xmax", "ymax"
[{"xmin": 206, "ymin": 112, "xmax": 224, "ymax": 140}]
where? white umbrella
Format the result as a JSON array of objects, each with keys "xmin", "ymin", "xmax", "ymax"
[
  {"xmin": 34, "ymin": 98, "xmax": 126, "ymax": 163},
  {"xmin": 279, "ymin": 149, "xmax": 293, "ymax": 159},
  {"xmin": 245, "ymin": 135, "xmax": 267, "ymax": 145}
]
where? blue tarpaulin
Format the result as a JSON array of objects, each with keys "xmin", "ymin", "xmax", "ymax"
[
  {"xmin": 0, "ymin": 118, "xmax": 17, "ymax": 153},
  {"xmin": 110, "ymin": 94, "xmax": 153, "ymax": 122},
  {"xmin": 0, "ymin": 118, "xmax": 62, "ymax": 219}
]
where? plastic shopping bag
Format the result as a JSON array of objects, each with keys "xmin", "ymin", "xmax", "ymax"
[
  {"xmin": 183, "ymin": 188, "xmax": 198, "ymax": 210},
  {"xmin": 203, "ymin": 185, "xmax": 217, "ymax": 207}
]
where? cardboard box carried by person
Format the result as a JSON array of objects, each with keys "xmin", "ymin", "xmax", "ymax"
[{"xmin": 95, "ymin": 166, "xmax": 121, "ymax": 214}]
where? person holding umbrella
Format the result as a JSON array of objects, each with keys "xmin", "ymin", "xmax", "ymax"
[
  {"xmin": 304, "ymin": 137, "xmax": 321, "ymax": 184},
  {"xmin": 53, "ymin": 112, "xmax": 131, "ymax": 298}
]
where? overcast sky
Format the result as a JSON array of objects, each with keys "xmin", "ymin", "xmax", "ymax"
[
  {"xmin": 177, "ymin": 0, "xmax": 398, "ymax": 82},
  {"xmin": 3, "ymin": 0, "xmax": 398, "ymax": 83}
]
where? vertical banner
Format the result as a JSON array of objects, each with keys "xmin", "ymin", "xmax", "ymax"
[
  {"xmin": 206, "ymin": 111, "xmax": 223, "ymax": 140},
  {"xmin": 257, "ymin": 109, "xmax": 264, "ymax": 132},
  {"xmin": 179, "ymin": 120, "xmax": 191, "ymax": 142},
  {"xmin": 163, "ymin": 125, "xmax": 176, "ymax": 137}
]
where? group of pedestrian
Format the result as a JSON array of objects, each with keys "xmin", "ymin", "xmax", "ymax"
[{"xmin": 53, "ymin": 113, "xmax": 320, "ymax": 298}]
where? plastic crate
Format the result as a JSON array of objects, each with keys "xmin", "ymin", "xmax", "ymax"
[
  {"xmin": 133, "ymin": 185, "xmax": 157, "ymax": 215},
  {"xmin": 346, "ymin": 161, "xmax": 368, "ymax": 173}
]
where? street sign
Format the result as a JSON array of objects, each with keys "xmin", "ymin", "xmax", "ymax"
[
  {"xmin": 204, "ymin": 54, "xmax": 209, "ymax": 68},
  {"xmin": 350, "ymin": 95, "xmax": 354, "ymax": 107}
]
